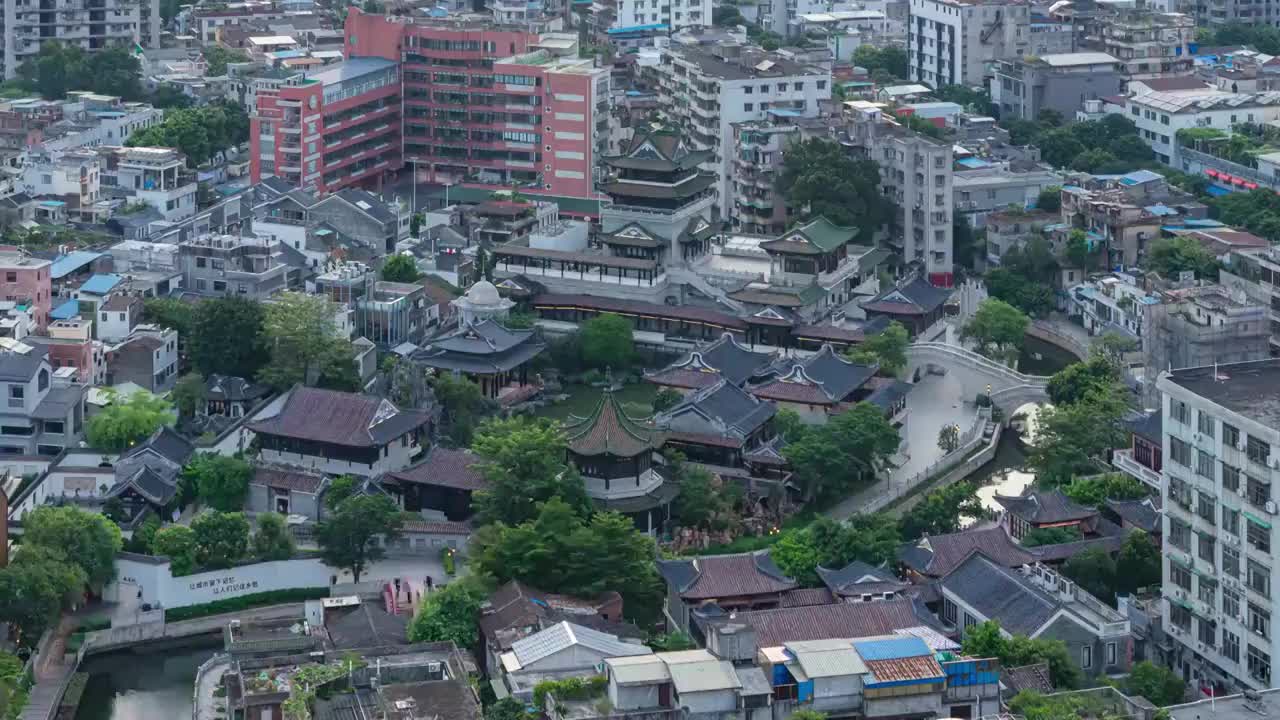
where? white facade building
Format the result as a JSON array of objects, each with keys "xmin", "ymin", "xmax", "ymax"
[
  {"xmin": 907, "ymin": 0, "xmax": 1029, "ymax": 88},
  {"xmin": 2, "ymin": 0, "xmax": 161, "ymax": 80},
  {"xmin": 1123, "ymin": 91, "xmax": 1280, "ymax": 167},
  {"xmin": 657, "ymin": 44, "xmax": 832, "ymax": 216},
  {"xmin": 1158, "ymin": 359, "xmax": 1280, "ymax": 692},
  {"xmin": 615, "ymin": 0, "xmax": 710, "ymax": 31}
]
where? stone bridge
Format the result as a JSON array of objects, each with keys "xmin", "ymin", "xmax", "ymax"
[{"xmin": 905, "ymin": 342, "xmax": 1050, "ymax": 413}]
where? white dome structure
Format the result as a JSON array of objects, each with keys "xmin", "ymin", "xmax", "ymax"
[{"xmin": 453, "ymin": 278, "xmax": 515, "ymax": 326}]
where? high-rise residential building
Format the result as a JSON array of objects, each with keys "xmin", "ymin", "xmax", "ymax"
[
  {"xmin": 614, "ymin": 0, "xmax": 711, "ymax": 31},
  {"xmin": 729, "ymin": 115, "xmax": 827, "ymax": 235},
  {"xmin": 841, "ymin": 101, "xmax": 954, "ymax": 286},
  {"xmin": 907, "ymin": 0, "xmax": 1029, "ymax": 88},
  {"xmin": 655, "ymin": 43, "xmax": 831, "ymax": 218},
  {"xmin": 1157, "ymin": 358, "xmax": 1280, "ymax": 692},
  {"xmin": 2, "ymin": 0, "xmax": 161, "ymax": 80},
  {"xmin": 266, "ymin": 10, "xmax": 609, "ymax": 202}
]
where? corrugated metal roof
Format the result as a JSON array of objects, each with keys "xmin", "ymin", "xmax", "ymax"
[
  {"xmin": 864, "ymin": 655, "xmax": 946, "ymax": 685},
  {"xmin": 853, "ymin": 636, "xmax": 932, "ymax": 661},
  {"xmin": 786, "ymin": 643, "xmax": 868, "ymax": 679},
  {"xmin": 668, "ymin": 660, "xmax": 742, "ymax": 694},
  {"xmin": 509, "ymin": 621, "xmax": 651, "ymax": 669},
  {"xmin": 607, "ymin": 655, "xmax": 670, "ymax": 685}
]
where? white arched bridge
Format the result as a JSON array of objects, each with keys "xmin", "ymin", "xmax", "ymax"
[{"xmin": 904, "ymin": 342, "xmax": 1050, "ymax": 413}]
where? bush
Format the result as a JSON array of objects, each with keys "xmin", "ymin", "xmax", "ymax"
[
  {"xmin": 442, "ymin": 547, "xmax": 457, "ymax": 575},
  {"xmin": 163, "ymin": 587, "xmax": 330, "ymax": 622}
]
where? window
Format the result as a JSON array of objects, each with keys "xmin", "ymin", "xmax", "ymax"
[
  {"xmin": 1106, "ymin": 642, "xmax": 1116, "ymax": 666},
  {"xmin": 1248, "ymin": 475, "xmax": 1271, "ymax": 507},
  {"xmin": 1170, "ymin": 437, "xmax": 1191, "ymax": 466},
  {"xmin": 1081, "ymin": 646, "xmax": 1092, "ymax": 670},
  {"xmin": 943, "ymin": 596, "xmax": 957, "ymax": 623},
  {"xmin": 196, "ymin": 257, "xmax": 207, "ymax": 268},
  {"xmin": 1225, "ymin": 587, "xmax": 1241, "ymax": 618},
  {"xmin": 196, "ymin": 279, "xmax": 206, "ymax": 291},
  {"xmin": 1170, "ymin": 604, "xmax": 1192, "ymax": 631},
  {"xmin": 1225, "ymin": 422, "xmax": 1241, "ymax": 448},
  {"xmin": 1198, "ymin": 451, "xmax": 1215, "ymax": 479},
  {"xmin": 1223, "ymin": 630, "xmax": 1240, "ymax": 663},
  {"xmin": 1199, "ymin": 616, "xmax": 1216, "ymax": 645},
  {"xmin": 1248, "ymin": 519, "xmax": 1271, "ymax": 555},
  {"xmin": 1171, "ymin": 399, "xmax": 1190, "ymax": 424},
  {"xmin": 1225, "ymin": 507, "xmax": 1241, "ymax": 537},
  {"xmin": 1250, "ymin": 602, "xmax": 1270, "ymax": 639},
  {"xmin": 1248, "ymin": 435, "xmax": 1271, "ymax": 465},
  {"xmin": 37, "ymin": 369, "xmax": 47, "ymax": 393},
  {"xmin": 1199, "ymin": 533, "xmax": 1216, "ymax": 562},
  {"xmin": 744, "ymin": 86, "xmax": 753, "ymax": 94},
  {"xmin": 1199, "ymin": 492, "xmax": 1216, "ymax": 524},
  {"xmin": 1199, "ymin": 576, "xmax": 1217, "ymax": 605},
  {"xmin": 1169, "ymin": 517, "xmax": 1191, "ymax": 551},
  {"xmin": 1224, "ymin": 463, "xmax": 1241, "ymax": 492},
  {"xmin": 1171, "ymin": 563, "xmax": 1192, "ymax": 591},
  {"xmin": 817, "ymin": 80, "xmax": 826, "ymax": 89},
  {"xmin": 4, "ymin": 272, "xmax": 14, "ymax": 283},
  {"xmin": 964, "ymin": 613, "xmax": 977, "ymax": 629},
  {"xmin": 1198, "ymin": 411, "xmax": 1215, "ymax": 437},
  {"xmin": 793, "ymin": 82, "xmax": 804, "ymax": 90},
  {"xmin": 1249, "ymin": 645, "xmax": 1271, "ymax": 684},
  {"xmin": 8, "ymin": 385, "xmax": 22, "ymax": 400},
  {"xmin": 1248, "ymin": 559, "xmax": 1271, "ymax": 597},
  {"xmin": 744, "ymin": 103, "xmax": 753, "ymax": 111}
]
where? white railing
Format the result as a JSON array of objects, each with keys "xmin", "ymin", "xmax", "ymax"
[
  {"xmin": 497, "ymin": 263, "xmax": 668, "ymax": 288},
  {"xmin": 909, "ymin": 342, "xmax": 1050, "ymax": 385},
  {"xmin": 1112, "ymin": 449, "xmax": 1162, "ymax": 490}
]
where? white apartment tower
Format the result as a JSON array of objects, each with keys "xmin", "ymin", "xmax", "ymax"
[
  {"xmin": 614, "ymin": 0, "xmax": 710, "ymax": 31},
  {"xmin": 1158, "ymin": 359, "xmax": 1280, "ymax": 692},
  {"xmin": 656, "ymin": 43, "xmax": 832, "ymax": 218},
  {"xmin": 907, "ymin": 0, "xmax": 1029, "ymax": 88},
  {"xmin": 2, "ymin": 0, "xmax": 162, "ymax": 79}
]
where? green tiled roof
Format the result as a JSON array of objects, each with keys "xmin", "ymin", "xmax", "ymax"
[{"xmin": 790, "ymin": 216, "xmax": 858, "ymax": 252}]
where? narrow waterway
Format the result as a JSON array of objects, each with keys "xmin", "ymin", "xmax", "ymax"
[
  {"xmin": 75, "ymin": 638, "xmax": 221, "ymax": 720},
  {"xmin": 1018, "ymin": 333, "xmax": 1082, "ymax": 376}
]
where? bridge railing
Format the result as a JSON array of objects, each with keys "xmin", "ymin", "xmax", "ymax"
[{"xmin": 910, "ymin": 342, "xmax": 1050, "ymax": 385}]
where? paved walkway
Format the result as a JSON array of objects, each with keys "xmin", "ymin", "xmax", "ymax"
[
  {"xmin": 193, "ymin": 654, "xmax": 231, "ymax": 720},
  {"xmin": 19, "ymin": 617, "xmax": 76, "ymax": 720}
]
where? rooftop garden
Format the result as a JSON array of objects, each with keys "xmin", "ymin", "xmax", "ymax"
[{"xmin": 1176, "ymin": 123, "xmax": 1280, "ymax": 168}]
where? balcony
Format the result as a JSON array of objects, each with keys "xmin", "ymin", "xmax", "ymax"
[{"xmin": 1112, "ymin": 449, "xmax": 1161, "ymax": 490}]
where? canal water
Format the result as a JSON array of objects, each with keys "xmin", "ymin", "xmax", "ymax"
[{"xmin": 75, "ymin": 638, "xmax": 221, "ymax": 720}]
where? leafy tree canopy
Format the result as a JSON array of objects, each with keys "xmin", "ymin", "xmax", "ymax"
[
  {"xmin": 1061, "ymin": 473, "xmax": 1146, "ymax": 508},
  {"xmin": 86, "ymin": 390, "xmax": 173, "ymax": 452},
  {"xmin": 1115, "ymin": 529, "xmax": 1162, "ymax": 597},
  {"xmin": 770, "ymin": 515, "xmax": 901, "ymax": 586},
  {"xmin": 433, "ymin": 373, "xmax": 489, "ymax": 447},
  {"xmin": 126, "ymin": 100, "xmax": 249, "ymax": 167},
  {"xmin": 259, "ymin": 292, "xmax": 357, "ymax": 391},
  {"xmin": 172, "ymin": 372, "xmax": 207, "ymax": 420},
  {"xmin": 779, "ymin": 138, "xmax": 891, "ymax": 241},
  {"xmin": 1046, "ymin": 357, "xmax": 1119, "ymax": 406},
  {"xmin": 961, "ymin": 620, "xmax": 1082, "ymax": 689},
  {"xmin": 183, "ymin": 453, "xmax": 253, "ymax": 512},
  {"xmin": 579, "ymin": 313, "xmax": 636, "ymax": 371},
  {"xmin": 898, "ymin": 482, "xmax": 984, "ymax": 540},
  {"xmin": 153, "ymin": 525, "xmax": 198, "ymax": 576},
  {"xmin": 15, "ymin": 43, "xmax": 143, "ymax": 100},
  {"xmin": 962, "ymin": 298, "xmax": 1029, "ymax": 362},
  {"xmin": 1146, "ymin": 235, "xmax": 1220, "ymax": 281},
  {"xmin": 191, "ymin": 511, "xmax": 250, "ymax": 569},
  {"xmin": 471, "ymin": 416, "xmax": 590, "ymax": 525},
  {"xmin": 846, "ymin": 321, "xmax": 909, "ymax": 376},
  {"xmin": 1021, "ymin": 526, "xmax": 1083, "ymax": 547},
  {"xmin": 190, "ymin": 297, "xmax": 267, "ymax": 379},
  {"xmin": 472, "ymin": 498, "xmax": 665, "ymax": 626},
  {"xmin": 406, "ymin": 575, "xmax": 489, "ymax": 648},
  {"xmin": 1029, "ymin": 389, "xmax": 1129, "ymax": 486},
  {"xmin": 317, "ymin": 494, "xmax": 403, "ymax": 583},
  {"xmin": 782, "ymin": 402, "xmax": 900, "ymax": 503},
  {"xmin": 381, "ymin": 255, "xmax": 422, "ymax": 283},
  {"xmin": 253, "ymin": 512, "xmax": 296, "ymax": 561},
  {"xmin": 22, "ymin": 505, "xmax": 122, "ymax": 589},
  {"xmin": 1125, "ymin": 661, "xmax": 1187, "ymax": 706}
]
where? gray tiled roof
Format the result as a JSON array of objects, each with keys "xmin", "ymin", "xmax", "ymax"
[{"xmin": 939, "ymin": 553, "xmax": 1057, "ymax": 636}]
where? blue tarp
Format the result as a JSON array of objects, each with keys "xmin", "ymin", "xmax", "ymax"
[
  {"xmin": 956, "ymin": 157, "xmax": 990, "ymax": 169},
  {"xmin": 1206, "ymin": 184, "xmax": 1233, "ymax": 196},
  {"xmin": 607, "ymin": 23, "xmax": 668, "ymax": 33},
  {"xmin": 50, "ymin": 299, "xmax": 80, "ymax": 321},
  {"xmin": 50, "ymin": 251, "xmax": 105, "ymax": 280},
  {"xmin": 79, "ymin": 273, "xmax": 122, "ymax": 295},
  {"xmin": 854, "ymin": 637, "xmax": 932, "ymax": 661}
]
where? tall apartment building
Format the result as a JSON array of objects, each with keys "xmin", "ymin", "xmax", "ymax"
[
  {"xmin": 842, "ymin": 101, "xmax": 954, "ymax": 286},
  {"xmin": 2, "ymin": 0, "xmax": 162, "ymax": 80},
  {"xmin": 656, "ymin": 43, "xmax": 831, "ymax": 218},
  {"xmin": 250, "ymin": 56, "xmax": 402, "ymax": 195},
  {"xmin": 615, "ymin": 0, "xmax": 710, "ymax": 31},
  {"xmin": 1158, "ymin": 359, "xmax": 1280, "ymax": 692},
  {"xmin": 1195, "ymin": 0, "xmax": 1276, "ymax": 29},
  {"xmin": 907, "ymin": 0, "xmax": 1029, "ymax": 88},
  {"xmin": 338, "ymin": 11, "xmax": 609, "ymax": 202},
  {"xmin": 1079, "ymin": 10, "xmax": 1194, "ymax": 80},
  {"xmin": 730, "ymin": 115, "xmax": 827, "ymax": 235}
]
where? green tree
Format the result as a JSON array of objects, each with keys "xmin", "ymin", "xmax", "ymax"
[
  {"xmin": 471, "ymin": 417, "xmax": 590, "ymax": 525},
  {"xmin": 126, "ymin": 101, "xmax": 250, "ymax": 166},
  {"xmin": 406, "ymin": 575, "xmax": 488, "ymax": 648},
  {"xmin": 673, "ymin": 466, "xmax": 732, "ymax": 530},
  {"xmin": 324, "ymin": 475, "xmax": 360, "ymax": 512},
  {"xmin": 183, "ymin": 453, "xmax": 253, "ymax": 512},
  {"xmin": 0, "ymin": 651, "xmax": 27, "ymax": 719},
  {"xmin": 962, "ymin": 298, "xmax": 1029, "ymax": 362},
  {"xmin": 1029, "ymin": 389, "xmax": 1129, "ymax": 486},
  {"xmin": 21, "ymin": 505, "xmax": 122, "ymax": 589},
  {"xmin": 381, "ymin": 255, "xmax": 421, "ymax": 283},
  {"xmin": 472, "ymin": 498, "xmax": 665, "ymax": 626},
  {"xmin": 849, "ymin": 321, "xmax": 909, "ymax": 375},
  {"xmin": 1090, "ymin": 331, "xmax": 1138, "ymax": 368},
  {"xmin": 190, "ymin": 297, "xmax": 266, "ymax": 379},
  {"xmin": 484, "ymin": 699, "xmax": 530, "ymax": 720},
  {"xmin": 151, "ymin": 84, "xmax": 194, "ymax": 109},
  {"xmin": 127, "ymin": 514, "xmax": 162, "ymax": 554},
  {"xmin": 1021, "ymin": 526, "xmax": 1082, "ymax": 547},
  {"xmin": 253, "ymin": 512, "xmax": 296, "ymax": 561},
  {"xmin": 898, "ymin": 482, "xmax": 984, "ymax": 539},
  {"xmin": 1146, "ymin": 235, "xmax": 1220, "ymax": 280},
  {"xmin": 171, "ymin": 372, "xmax": 206, "ymax": 420},
  {"xmin": 579, "ymin": 313, "xmax": 635, "ymax": 371},
  {"xmin": 960, "ymin": 619, "xmax": 1007, "ymax": 659},
  {"xmin": 191, "ymin": 511, "xmax": 250, "ymax": 569},
  {"xmin": 0, "ymin": 562, "xmax": 63, "ymax": 647},
  {"xmin": 316, "ymin": 494, "xmax": 403, "ymax": 583},
  {"xmin": 432, "ymin": 374, "xmax": 488, "ymax": 447},
  {"xmin": 1115, "ymin": 530, "xmax": 1162, "ymax": 596},
  {"xmin": 1061, "ymin": 548, "xmax": 1116, "ymax": 604},
  {"xmin": 201, "ymin": 46, "xmax": 250, "ymax": 76},
  {"xmin": 649, "ymin": 631, "xmax": 696, "ymax": 651},
  {"xmin": 932, "ymin": 85, "xmax": 991, "ymax": 113},
  {"xmin": 770, "ymin": 530, "xmax": 824, "ymax": 586},
  {"xmin": 1061, "ymin": 473, "xmax": 1146, "ymax": 508},
  {"xmin": 652, "ymin": 387, "xmax": 683, "ymax": 413},
  {"xmin": 143, "ymin": 297, "xmax": 194, "ymax": 338},
  {"xmin": 962, "ymin": 621, "xmax": 1081, "ymax": 689},
  {"xmin": 85, "ymin": 390, "xmax": 174, "ymax": 451},
  {"xmin": 1046, "ymin": 357, "xmax": 1119, "ymax": 406},
  {"xmin": 985, "ymin": 267, "xmax": 1055, "ymax": 318},
  {"xmin": 1064, "ymin": 229, "xmax": 1095, "ymax": 271},
  {"xmin": 1125, "ymin": 661, "xmax": 1186, "ymax": 706},
  {"xmin": 778, "ymin": 139, "xmax": 890, "ymax": 239},
  {"xmin": 952, "ymin": 216, "xmax": 981, "ymax": 271},
  {"xmin": 937, "ymin": 423, "xmax": 960, "ymax": 453},
  {"xmin": 409, "ymin": 213, "xmax": 425, "ymax": 237},
  {"xmin": 10, "ymin": 546, "xmax": 87, "ymax": 610},
  {"xmin": 15, "ymin": 43, "xmax": 143, "ymax": 100},
  {"xmin": 852, "ymin": 45, "xmax": 908, "ymax": 79},
  {"xmin": 769, "ymin": 515, "xmax": 901, "ymax": 586},
  {"xmin": 259, "ymin": 292, "xmax": 355, "ymax": 391},
  {"xmin": 783, "ymin": 403, "xmax": 900, "ymax": 502},
  {"xmin": 1036, "ymin": 186, "xmax": 1061, "ymax": 213},
  {"xmin": 153, "ymin": 525, "xmax": 198, "ymax": 576}
]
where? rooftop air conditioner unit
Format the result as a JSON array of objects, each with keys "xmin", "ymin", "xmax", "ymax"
[{"xmin": 1267, "ymin": 501, "xmax": 1278, "ymax": 515}]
